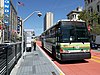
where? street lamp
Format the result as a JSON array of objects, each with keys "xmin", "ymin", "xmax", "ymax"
[{"xmin": 21, "ymin": 11, "xmax": 42, "ymax": 59}]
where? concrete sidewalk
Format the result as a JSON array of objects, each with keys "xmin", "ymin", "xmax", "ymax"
[{"xmin": 10, "ymin": 45, "xmax": 63, "ymax": 75}]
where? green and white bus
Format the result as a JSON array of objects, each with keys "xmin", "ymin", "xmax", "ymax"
[{"xmin": 41, "ymin": 20, "xmax": 91, "ymax": 61}]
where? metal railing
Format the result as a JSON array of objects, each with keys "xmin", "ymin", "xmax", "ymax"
[{"xmin": 0, "ymin": 42, "xmax": 22, "ymax": 75}]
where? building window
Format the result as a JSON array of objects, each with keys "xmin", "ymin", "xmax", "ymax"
[
  {"xmin": 88, "ymin": 0, "xmax": 90, "ymax": 4},
  {"xmin": 90, "ymin": 0, "xmax": 93, "ymax": 2},
  {"xmin": 91, "ymin": 8, "xmax": 93, "ymax": 13},
  {"xmin": 97, "ymin": 5, "xmax": 100, "ymax": 12},
  {"xmin": 98, "ymin": 18, "xmax": 100, "ymax": 24},
  {"xmin": 91, "ymin": 20, "xmax": 93, "ymax": 25},
  {"xmin": 88, "ymin": 7, "xmax": 93, "ymax": 13}
]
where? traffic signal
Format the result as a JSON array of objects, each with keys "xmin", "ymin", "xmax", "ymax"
[{"xmin": 88, "ymin": 24, "xmax": 91, "ymax": 32}]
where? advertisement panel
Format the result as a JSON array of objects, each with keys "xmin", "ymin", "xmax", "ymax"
[{"xmin": 4, "ymin": 0, "xmax": 10, "ymax": 26}]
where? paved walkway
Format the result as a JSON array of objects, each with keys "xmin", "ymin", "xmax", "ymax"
[{"xmin": 10, "ymin": 45, "xmax": 63, "ymax": 75}]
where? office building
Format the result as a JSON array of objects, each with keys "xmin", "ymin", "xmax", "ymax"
[
  {"xmin": 0, "ymin": 0, "xmax": 18, "ymax": 42},
  {"xmin": 44, "ymin": 12, "xmax": 53, "ymax": 31}
]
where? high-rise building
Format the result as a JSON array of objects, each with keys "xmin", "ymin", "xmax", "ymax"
[{"xmin": 44, "ymin": 12, "xmax": 53, "ymax": 31}]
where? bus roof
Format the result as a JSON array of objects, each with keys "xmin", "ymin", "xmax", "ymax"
[
  {"xmin": 42, "ymin": 19, "xmax": 86, "ymax": 34},
  {"xmin": 24, "ymin": 29, "xmax": 34, "ymax": 32}
]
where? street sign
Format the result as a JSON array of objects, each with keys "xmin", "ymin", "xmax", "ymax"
[
  {"xmin": 4, "ymin": 0, "xmax": 10, "ymax": 26},
  {"xmin": 17, "ymin": 17, "xmax": 20, "ymax": 34}
]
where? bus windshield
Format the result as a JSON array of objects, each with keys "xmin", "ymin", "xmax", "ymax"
[{"xmin": 60, "ymin": 21, "xmax": 90, "ymax": 43}]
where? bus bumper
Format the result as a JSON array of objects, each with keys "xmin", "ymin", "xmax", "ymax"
[{"xmin": 61, "ymin": 52, "xmax": 91, "ymax": 61}]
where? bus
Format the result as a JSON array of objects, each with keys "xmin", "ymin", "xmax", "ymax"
[{"xmin": 41, "ymin": 19, "xmax": 91, "ymax": 61}]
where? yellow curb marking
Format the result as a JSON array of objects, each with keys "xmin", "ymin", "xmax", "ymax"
[
  {"xmin": 91, "ymin": 56, "xmax": 100, "ymax": 60},
  {"xmin": 60, "ymin": 73, "xmax": 63, "ymax": 75},
  {"xmin": 90, "ymin": 56, "xmax": 100, "ymax": 63}
]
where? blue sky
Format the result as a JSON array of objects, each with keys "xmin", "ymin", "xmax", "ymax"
[{"xmin": 12, "ymin": 0, "xmax": 85, "ymax": 36}]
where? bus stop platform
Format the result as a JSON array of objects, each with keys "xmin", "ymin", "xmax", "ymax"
[{"xmin": 10, "ymin": 45, "xmax": 64, "ymax": 75}]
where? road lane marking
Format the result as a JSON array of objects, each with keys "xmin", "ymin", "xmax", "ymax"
[
  {"xmin": 90, "ymin": 56, "xmax": 100, "ymax": 63},
  {"xmin": 92, "ymin": 56, "xmax": 100, "ymax": 60},
  {"xmin": 90, "ymin": 59, "xmax": 100, "ymax": 63}
]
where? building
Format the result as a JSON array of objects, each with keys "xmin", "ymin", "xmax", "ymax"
[
  {"xmin": 84, "ymin": 0, "xmax": 100, "ymax": 25},
  {"xmin": 84, "ymin": 0, "xmax": 100, "ymax": 41},
  {"xmin": 44, "ymin": 12, "xmax": 53, "ymax": 31},
  {"xmin": 0, "ymin": 0, "xmax": 4, "ymax": 43},
  {"xmin": 0, "ymin": 0, "xmax": 18, "ymax": 43},
  {"xmin": 0, "ymin": 0, "xmax": 4, "ymax": 16},
  {"xmin": 67, "ymin": 6, "xmax": 83, "ymax": 20}
]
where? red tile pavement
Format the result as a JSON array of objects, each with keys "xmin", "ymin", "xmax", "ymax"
[
  {"xmin": 36, "ymin": 40, "xmax": 100, "ymax": 57},
  {"xmin": 36, "ymin": 40, "xmax": 100, "ymax": 75},
  {"xmin": 36, "ymin": 41, "xmax": 42, "ymax": 47},
  {"xmin": 91, "ymin": 50, "xmax": 100, "ymax": 57}
]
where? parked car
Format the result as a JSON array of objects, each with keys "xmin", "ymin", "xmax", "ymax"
[{"xmin": 90, "ymin": 35, "xmax": 100, "ymax": 49}]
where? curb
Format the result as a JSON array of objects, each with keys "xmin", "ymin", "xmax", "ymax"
[{"xmin": 37, "ymin": 44, "xmax": 65, "ymax": 75}]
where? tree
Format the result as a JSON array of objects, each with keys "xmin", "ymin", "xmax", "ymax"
[
  {"xmin": 78, "ymin": 10, "xmax": 100, "ymax": 35},
  {"xmin": 0, "ymin": 7, "xmax": 4, "ymax": 29},
  {"xmin": 78, "ymin": 10, "xmax": 92, "ymax": 24},
  {"xmin": 92, "ymin": 25, "xmax": 100, "ymax": 35}
]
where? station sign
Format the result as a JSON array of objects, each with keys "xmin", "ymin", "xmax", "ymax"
[
  {"xmin": 17, "ymin": 17, "xmax": 20, "ymax": 33},
  {"xmin": 4, "ymin": 0, "xmax": 10, "ymax": 26}
]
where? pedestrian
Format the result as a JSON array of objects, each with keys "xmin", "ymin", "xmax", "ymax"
[{"xmin": 33, "ymin": 38, "xmax": 36, "ymax": 50}]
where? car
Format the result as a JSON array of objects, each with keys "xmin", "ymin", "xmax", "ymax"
[{"xmin": 90, "ymin": 35, "xmax": 100, "ymax": 49}]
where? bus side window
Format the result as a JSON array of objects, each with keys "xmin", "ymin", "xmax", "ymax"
[
  {"xmin": 57, "ymin": 28, "xmax": 61, "ymax": 42},
  {"xmin": 70, "ymin": 29, "xmax": 75, "ymax": 41}
]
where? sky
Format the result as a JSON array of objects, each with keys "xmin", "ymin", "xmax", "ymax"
[{"xmin": 12, "ymin": 0, "xmax": 85, "ymax": 36}]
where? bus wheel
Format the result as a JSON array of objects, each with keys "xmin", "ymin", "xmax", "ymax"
[{"xmin": 42, "ymin": 41, "xmax": 44, "ymax": 48}]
